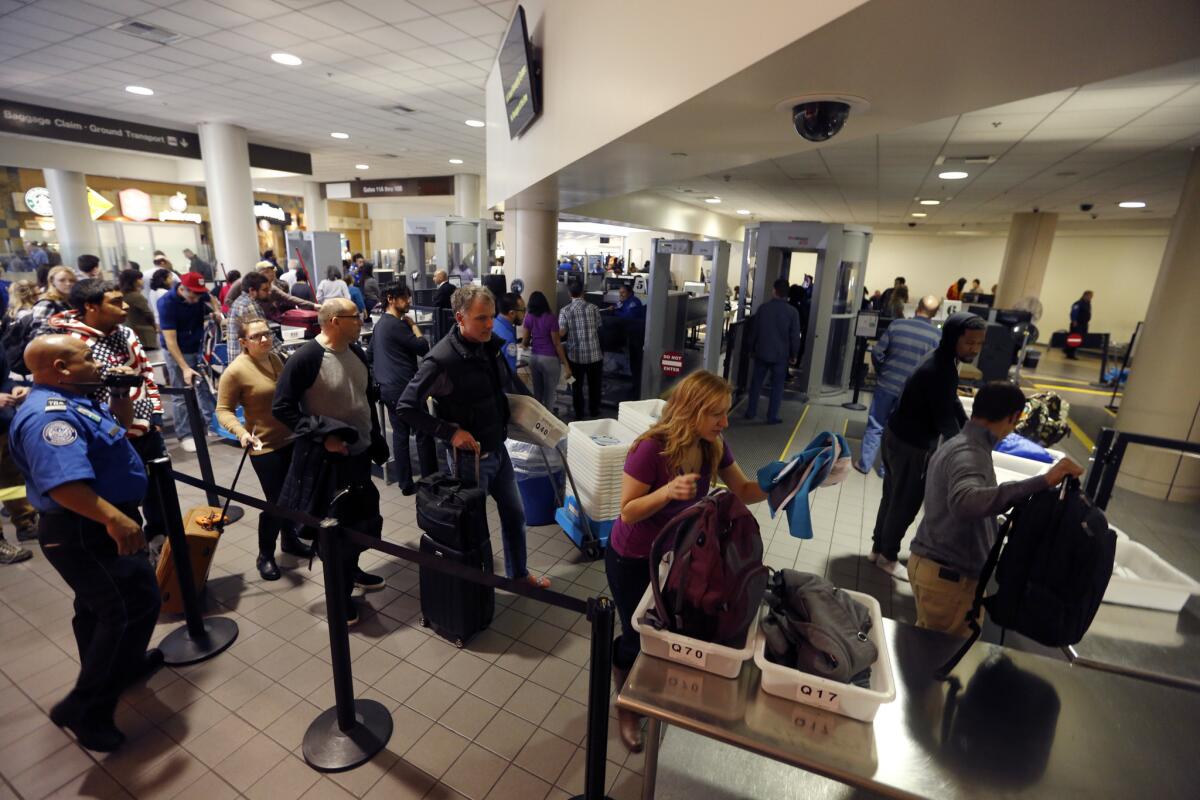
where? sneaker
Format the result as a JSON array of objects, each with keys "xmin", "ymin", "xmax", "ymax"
[
  {"xmin": 353, "ymin": 569, "xmax": 385, "ymax": 591},
  {"xmin": 852, "ymin": 461, "xmax": 870, "ymax": 476},
  {"xmin": 179, "ymin": 438, "xmax": 197, "ymax": 453},
  {"xmin": 0, "ymin": 540, "xmax": 32, "ymax": 564},
  {"xmin": 345, "ymin": 601, "xmax": 361, "ymax": 627},
  {"xmin": 874, "ymin": 557, "xmax": 910, "ymax": 582},
  {"xmin": 400, "ymin": 482, "xmax": 417, "ymax": 497}
]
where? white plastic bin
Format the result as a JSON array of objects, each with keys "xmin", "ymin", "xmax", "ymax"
[
  {"xmin": 507, "ymin": 394, "xmax": 568, "ymax": 447},
  {"xmin": 1104, "ymin": 537, "xmax": 1200, "ymax": 613},
  {"xmin": 618, "ymin": 399, "xmax": 666, "ymax": 435},
  {"xmin": 632, "ymin": 586, "xmax": 758, "ymax": 679},
  {"xmin": 753, "ymin": 589, "xmax": 896, "ymax": 722}
]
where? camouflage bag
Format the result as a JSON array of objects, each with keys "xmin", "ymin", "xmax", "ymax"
[{"xmin": 1016, "ymin": 392, "xmax": 1071, "ymax": 447}]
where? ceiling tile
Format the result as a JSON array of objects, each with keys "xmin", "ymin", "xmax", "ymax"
[
  {"xmin": 356, "ymin": 25, "xmax": 425, "ymax": 49},
  {"xmin": 406, "ymin": 46, "xmax": 462, "ymax": 67},
  {"xmin": 2, "ymin": 19, "xmax": 75, "ymax": 43},
  {"xmin": 405, "ymin": 16, "xmax": 471, "ymax": 45},
  {"xmin": 302, "ymin": 1, "xmax": 381, "ymax": 33},
  {"xmin": 203, "ymin": 30, "xmax": 269, "ymax": 55},
  {"xmin": 273, "ymin": 12, "xmax": 333, "ymax": 39},
  {"xmin": 233, "ymin": 20, "xmax": 307, "ymax": 47},
  {"xmin": 170, "ymin": 0, "xmax": 255, "ymax": 28},
  {"xmin": 346, "ymin": 0, "xmax": 428, "ymax": 23},
  {"xmin": 82, "ymin": 0, "xmax": 156, "ymax": 14},
  {"xmin": 209, "ymin": 0, "xmax": 292, "ymax": 19},
  {"xmin": 136, "ymin": 8, "xmax": 220, "ymax": 38},
  {"xmin": 441, "ymin": 6, "xmax": 508, "ymax": 37},
  {"xmin": 411, "ymin": 0, "xmax": 477, "ymax": 12},
  {"xmin": 440, "ymin": 37, "xmax": 496, "ymax": 62},
  {"xmin": 38, "ymin": 0, "xmax": 125, "ymax": 26}
]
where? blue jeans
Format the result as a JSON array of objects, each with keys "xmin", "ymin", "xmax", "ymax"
[
  {"xmin": 453, "ymin": 449, "xmax": 528, "ymax": 580},
  {"xmin": 165, "ymin": 351, "xmax": 216, "ymax": 440},
  {"xmin": 746, "ymin": 358, "xmax": 788, "ymax": 421},
  {"xmin": 859, "ymin": 389, "xmax": 900, "ymax": 472}
]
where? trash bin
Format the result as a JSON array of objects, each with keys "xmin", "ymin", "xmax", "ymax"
[{"xmin": 508, "ymin": 440, "xmax": 564, "ymax": 526}]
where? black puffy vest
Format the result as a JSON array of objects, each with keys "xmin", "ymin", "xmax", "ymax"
[{"xmin": 429, "ymin": 330, "xmax": 511, "ymax": 452}]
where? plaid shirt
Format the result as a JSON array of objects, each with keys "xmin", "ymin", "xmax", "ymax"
[
  {"xmin": 558, "ymin": 299, "xmax": 603, "ymax": 364},
  {"xmin": 226, "ymin": 293, "xmax": 265, "ymax": 361}
]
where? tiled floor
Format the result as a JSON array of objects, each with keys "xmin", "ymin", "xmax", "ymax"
[{"xmin": 2, "ymin": 356, "xmax": 1194, "ymax": 799}]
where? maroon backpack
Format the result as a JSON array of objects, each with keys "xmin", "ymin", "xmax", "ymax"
[{"xmin": 643, "ymin": 489, "xmax": 768, "ymax": 647}]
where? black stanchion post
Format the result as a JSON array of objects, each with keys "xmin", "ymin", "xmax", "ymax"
[
  {"xmin": 182, "ymin": 382, "xmax": 245, "ymax": 524},
  {"xmin": 572, "ymin": 596, "xmax": 615, "ymax": 800},
  {"xmin": 842, "ymin": 336, "xmax": 867, "ymax": 411},
  {"xmin": 302, "ymin": 519, "xmax": 393, "ymax": 772},
  {"xmin": 148, "ymin": 457, "xmax": 239, "ymax": 665},
  {"xmin": 1084, "ymin": 427, "xmax": 1116, "ymax": 502}
]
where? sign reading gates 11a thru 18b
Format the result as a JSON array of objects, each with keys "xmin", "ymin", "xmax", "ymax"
[{"xmin": 499, "ymin": 5, "xmax": 541, "ymax": 138}]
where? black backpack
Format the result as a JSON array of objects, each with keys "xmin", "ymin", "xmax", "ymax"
[
  {"xmin": 936, "ymin": 479, "xmax": 1116, "ymax": 678},
  {"xmin": 1, "ymin": 315, "xmax": 36, "ymax": 375}
]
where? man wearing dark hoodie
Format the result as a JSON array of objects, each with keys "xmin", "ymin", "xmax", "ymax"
[{"xmin": 869, "ymin": 312, "xmax": 986, "ymax": 580}]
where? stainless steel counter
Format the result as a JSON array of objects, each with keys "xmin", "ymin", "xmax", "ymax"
[
  {"xmin": 618, "ymin": 618, "xmax": 1200, "ymax": 799},
  {"xmin": 1065, "ymin": 596, "xmax": 1200, "ymax": 690}
]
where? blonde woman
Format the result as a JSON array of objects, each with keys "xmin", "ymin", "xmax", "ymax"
[
  {"xmin": 6, "ymin": 280, "xmax": 38, "ymax": 320},
  {"xmin": 29, "ymin": 266, "xmax": 76, "ymax": 335},
  {"xmin": 216, "ymin": 317, "xmax": 314, "ymax": 581},
  {"xmin": 606, "ymin": 370, "xmax": 768, "ymax": 752}
]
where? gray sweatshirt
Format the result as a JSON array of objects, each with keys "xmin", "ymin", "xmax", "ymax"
[{"xmin": 910, "ymin": 422, "xmax": 1050, "ymax": 577}]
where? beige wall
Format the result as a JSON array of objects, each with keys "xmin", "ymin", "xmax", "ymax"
[
  {"xmin": 866, "ymin": 231, "xmax": 1165, "ymax": 344},
  {"xmin": 365, "ymin": 197, "xmax": 457, "ymax": 249}
]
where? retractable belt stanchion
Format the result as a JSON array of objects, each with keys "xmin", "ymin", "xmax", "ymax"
[
  {"xmin": 842, "ymin": 336, "xmax": 868, "ymax": 411},
  {"xmin": 163, "ymin": 382, "xmax": 246, "ymax": 524},
  {"xmin": 573, "ymin": 597, "xmax": 616, "ymax": 800},
  {"xmin": 147, "ymin": 457, "xmax": 239, "ymax": 665},
  {"xmin": 302, "ymin": 509, "xmax": 393, "ymax": 772}
]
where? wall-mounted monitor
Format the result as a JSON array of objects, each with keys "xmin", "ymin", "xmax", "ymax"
[{"xmin": 498, "ymin": 5, "xmax": 542, "ymax": 139}]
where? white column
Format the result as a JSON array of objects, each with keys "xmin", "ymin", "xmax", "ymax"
[
  {"xmin": 454, "ymin": 174, "xmax": 482, "ymax": 218},
  {"xmin": 43, "ymin": 169, "xmax": 99, "ymax": 270},
  {"xmin": 302, "ymin": 181, "xmax": 327, "ymax": 231},
  {"xmin": 508, "ymin": 207, "xmax": 556, "ymax": 302},
  {"xmin": 1115, "ymin": 148, "xmax": 1200, "ymax": 502},
  {"xmin": 198, "ymin": 122, "xmax": 259, "ymax": 272},
  {"xmin": 994, "ymin": 211, "xmax": 1058, "ymax": 309}
]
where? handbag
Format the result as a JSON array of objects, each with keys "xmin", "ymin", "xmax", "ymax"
[{"xmin": 761, "ymin": 570, "xmax": 877, "ymax": 685}]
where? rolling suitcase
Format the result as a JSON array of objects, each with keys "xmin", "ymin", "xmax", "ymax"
[
  {"xmin": 156, "ymin": 505, "xmax": 223, "ymax": 615},
  {"xmin": 416, "ymin": 459, "xmax": 495, "ymax": 646}
]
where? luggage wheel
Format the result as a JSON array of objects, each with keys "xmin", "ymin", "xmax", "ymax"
[
  {"xmin": 419, "ymin": 616, "xmax": 430, "ymax": 629},
  {"xmin": 583, "ymin": 543, "xmax": 602, "ymax": 561}
]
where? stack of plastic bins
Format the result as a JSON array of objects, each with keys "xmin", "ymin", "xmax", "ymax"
[
  {"xmin": 618, "ymin": 398, "xmax": 666, "ymax": 436},
  {"xmin": 565, "ymin": 418, "xmax": 639, "ymax": 523}
]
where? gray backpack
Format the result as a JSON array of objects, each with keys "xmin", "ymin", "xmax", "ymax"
[{"xmin": 761, "ymin": 570, "xmax": 877, "ymax": 685}]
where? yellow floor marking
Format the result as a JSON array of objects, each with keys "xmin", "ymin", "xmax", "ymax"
[
  {"xmin": 1032, "ymin": 383, "xmax": 1123, "ymax": 398},
  {"xmin": 1026, "ymin": 374, "xmax": 1094, "ymax": 386},
  {"xmin": 1103, "ymin": 406, "xmax": 1118, "ymax": 417},
  {"xmin": 1067, "ymin": 417, "xmax": 1095, "ymax": 453},
  {"xmin": 779, "ymin": 405, "xmax": 810, "ymax": 461}
]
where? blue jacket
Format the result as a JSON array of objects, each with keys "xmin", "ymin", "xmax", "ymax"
[
  {"xmin": 757, "ymin": 432, "xmax": 851, "ymax": 539},
  {"xmin": 750, "ymin": 297, "xmax": 801, "ymax": 363},
  {"xmin": 494, "ymin": 314, "xmax": 520, "ymax": 372}
]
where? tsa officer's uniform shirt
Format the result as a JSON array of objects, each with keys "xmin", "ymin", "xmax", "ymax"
[
  {"xmin": 614, "ymin": 294, "xmax": 645, "ymax": 320},
  {"xmin": 9, "ymin": 385, "xmax": 148, "ymax": 513},
  {"xmin": 493, "ymin": 314, "xmax": 520, "ymax": 372}
]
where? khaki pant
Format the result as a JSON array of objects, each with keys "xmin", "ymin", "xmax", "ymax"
[
  {"xmin": 0, "ymin": 433, "xmax": 37, "ymax": 534},
  {"xmin": 909, "ymin": 553, "xmax": 978, "ymax": 639}
]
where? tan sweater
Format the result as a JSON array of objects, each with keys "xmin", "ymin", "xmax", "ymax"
[{"xmin": 215, "ymin": 353, "xmax": 290, "ymax": 454}]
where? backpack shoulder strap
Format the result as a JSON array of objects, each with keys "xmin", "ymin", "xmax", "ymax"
[
  {"xmin": 934, "ymin": 510, "xmax": 1013, "ymax": 680},
  {"xmin": 644, "ymin": 500, "xmax": 704, "ymax": 630}
]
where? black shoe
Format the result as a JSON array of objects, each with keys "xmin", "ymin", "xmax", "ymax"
[
  {"xmin": 67, "ymin": 718, "xmax": 125, "ymax": 753},
  {"xmin": 257, "ymin": 555, "xmax": 281, "ymax": 581},
  {"xmin": 353, "ymin": 569, "xmax": 385, "ymax": 591},
  {"xmin": 126, "ymin": 649, "xmax": 165, "ymax": 687},
  {"xmin": 400, "ymin": 482, "xmax": 417, "ymax": 497},
  {"xmin": 279, "ymin": 535, "xmax": 315, "ymax": 559},
  {"xmin": 346, "ymin": 601, "xmax": 360, "ymax": 627}
]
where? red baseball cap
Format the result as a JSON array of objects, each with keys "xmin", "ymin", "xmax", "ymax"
[{"xmin": 179, "ymin": 272, "xmax": 209, "ymax": 294}]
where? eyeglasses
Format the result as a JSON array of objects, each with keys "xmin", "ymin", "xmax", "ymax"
[{"xmin": 245, "ymin": 332, "xmax": 272, "ymax": 341}]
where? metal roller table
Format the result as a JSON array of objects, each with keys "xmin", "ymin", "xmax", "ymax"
[
  {"xmin": 617, "ymin": 618, "xmax": 1200, "ymax": 799},
  {"xmin": 1063, "ymin": 595, "xmax": 1200, "ymax": 691}
]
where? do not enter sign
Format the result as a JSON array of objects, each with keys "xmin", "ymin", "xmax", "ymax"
[
  {"xmin": 661, "ymin": 351, "xmax": 683, "ymax": 376},
  {"xmin": 1066, "ymin": 332, "xmax": 1084, "ymax": 348}
]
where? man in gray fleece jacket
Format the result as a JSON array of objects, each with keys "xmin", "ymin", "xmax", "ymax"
[{"xmin": 909, "ymin": 382, "xmax": 1082, "ymax": 637}]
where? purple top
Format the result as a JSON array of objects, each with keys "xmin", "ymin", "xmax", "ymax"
[
  {"xmin": 610, "ymin": 436, "xmax": 735, "ymax": 559},
  {"xmin": 523, "ymin": 312, "xmax": 559, "ymax": 357}
]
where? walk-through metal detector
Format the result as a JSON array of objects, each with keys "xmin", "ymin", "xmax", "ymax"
[
  {"xmin": 641, "ymin": 237, "xmax": 731, "ymax": 398},
  {"xmin": 738, "ymin": 222, "xmax": 872, "ymax": 400},
  {"xmin": 405, "ymin": 217, "xmax": 501, "ymax": 289}
]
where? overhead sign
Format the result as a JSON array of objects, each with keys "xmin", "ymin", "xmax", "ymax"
[
  {"xmin": 657, "ymin": 240, "xmax": 692, "ymax": 255},
  {"xmin": 254, "ymin": 200, "xmax": 288, "ymax": 224},
  {"xmin": 159, "ymin": 192, "xmax": 201, "ymax": 223},
  {"xmin": 661, "ymin": 351, "xmax": 683, "ymax": 376},
  {"xmin": 0, "ymin": 98, "xmax": 311, "ymax": 173},
  {"xmin": 87, "ymin": 188, "xmax": 112, "ymax": 220},
  {"xmin": 24, "ymin": 187, "xmax": 52, "ymax": 216},
  {"xmin": 323, "ymin": 176, "xmax": 455, "ymax": 200},
  {"xmin": 119, "ymin": 188, "xmax": 153, "ymax": 221}
]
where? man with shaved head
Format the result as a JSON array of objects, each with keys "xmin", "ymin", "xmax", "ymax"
[
  {"xmin": 9, "ymin": 335, "xmax": 161, "ymax": 752},
  {"xmin": 856, "ymin": 294, "xmax": 943, "ymax": 477},
  {"xmin": 273, "ymin": 299, "xmax": 388, "ymax": 625},
  {"xmin": 432, "ymin": 269, "xmax": 454, "ymax": 310}
]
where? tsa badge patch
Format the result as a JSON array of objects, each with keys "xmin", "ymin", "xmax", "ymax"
[{"xmin": 42, "ymin": 421, "xmax": 78, "ymax": 446}]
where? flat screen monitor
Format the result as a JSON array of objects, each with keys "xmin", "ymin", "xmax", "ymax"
[{"xmin": 498, "ymin": 6, "xmax": 542, "ymax": 139}]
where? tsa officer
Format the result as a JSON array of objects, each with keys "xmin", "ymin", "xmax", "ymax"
[{"xmin": 9, "ymin": 335, "xmax": 162, "ymax": 752}]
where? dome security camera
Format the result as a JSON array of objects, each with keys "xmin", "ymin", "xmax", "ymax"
[
  {"xmin": 1080, "ymin": 203, "xmax": 1094, "ymax": 212},
  {"xmin": 792, "ymin": 101, "xmax": 851, "ymax": 142}
]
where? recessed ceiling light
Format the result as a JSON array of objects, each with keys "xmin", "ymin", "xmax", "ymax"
[
  {"xmin": 464, "ymin": 119, "xmax": 485, "ymax": 128},
  {"xmin": 704, "ymin": 197, "xmax": 721, "ymax": 204},
  {"xmin": 938, "ymin": 171, "xmax": 968, "ymax": 180},
  {"xmin": 919, "ymin": 199, "xmax": 941, "ymax": 206},
  {"xmin": 448, "ymin": 158, "xmax": 464, "ymax": 164},
  {"xmin": 125, "ymin": 85, "xmax": 153, "ymax": 96},
  {"xmin": 271, "ymin": 53, "xmax": 302, "ymax": 66},
  {"xmin": 355, "ymin": 164, "xmax": 369, "ymax": 170},
  {"xmin": 736, "ymin": 209, "xmax": 751, "ymax": 215},
  {"xmin": 1117, "ymin": 200, "xmax": 1146, "ymax": 208},
  {"xmin": 330, "ymin": 132, "xmax": 350, "ymax": 139},
  {"xmin": 911, "ymin": 212, "xmax": 928, "ymax": 218}
]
